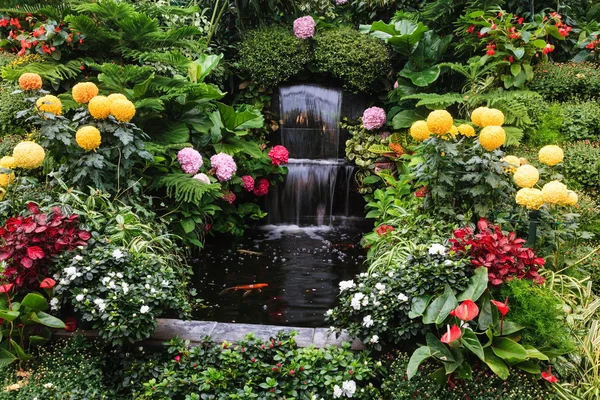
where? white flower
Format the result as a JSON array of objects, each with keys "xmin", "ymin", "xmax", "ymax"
[
  {"xmin": 145, "ymin": 283, "xmax": 150, "ymax": 290},
  {"xmin": 122, "ymin": 282, "xmax": 129, "ymax": 294},
  {"xmin": 325, "ymin": 309, "xmax": 334, "ymax": 316},
  {"xmin": 74, "ymin": 255, "xmax": 83, "ymax": 262},
  {"xmin": 339, "ymin": 280, "xmax": 356, "ymax": 292},
  {"xmin": 342, "ymin": 380, "xmax": 356, "ymax": 397},
  {"xmin": 373, "ymin": 299, "xmax": 381, "ymax": 307},
  {"xmin": 351, "ymin": 293, "xmax": 365, "ymax": 310},
  {"xmin": 107, "ymin": 281, "xmax": 116, "ymax": 289},
  {"xmin": 101, "ymin": 277, "xmax": 110, "ymax": 285},
  {"xmin": 359, "ymin": 272, "xmax": 368, "ymax": 278},
  {"xmin": 370, "ymin": 335, "xmax": 379, "ymax": 344},
  {"xmin": 362, "ymin": 315, "xmax": 374, "ymax": 328},
  {"xmin": 361, "ymin": 297, "xmax": 368, "ymax": 307},
  {"xmin": 388, "ymin": 271, "xmax": 394, "ymax": 278},
  {"xmin": 112, "ymin": 249, "xmax": 124, "ymax": 260},
  {"xmin": 64, "ymin": 266, "xmax": 80, "ymax": 280},
  {"xmin": 94, "ymin": 298, "xmax": 106, "ymax": 311},
  {"xmin": 50, "ymin": 297, "xmax": 59, "ymax": 311},
  {"xmin": 375, "ymin": 283, "xmax": 385, "ymax": 292},
  {"xmin": 161, "ymin": 280, "xmax": 170, "ymax": 287},
  {"xmin": 75, "ymin": 294, "xmax": 85, "ymax": 302},
  {"xmin": 43, "ymin": 383, "xmax": 54, "ymax": 389},
  {"xmin": 428, "ymin": 243, "xmax": 446, "ymax": 256},
  {"xmin": 116, "ymin": 272, "xmax": 123, "ymax": 278},
  {"xmin": 333, "ymin": 385, "xmax": 343, "ymax": 398},
  {"xmin": 140, "ymin": 305, "xmax": 150, "ymax": 314},
  {"xmin": 444, "ymin": 259, "xmax": 453, "ymax": 266},
  {"xmin": 59, "ymin": 279, "xmax": 69, "ymax": 286},
  {"xmin": 397, "ymin": 293, "xmax": 408, "ymax": 302}
]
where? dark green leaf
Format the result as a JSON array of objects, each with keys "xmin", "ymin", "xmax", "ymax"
[
  {"xmin": 407, "ymin": 346, "xmax": 431, "ymax": 380},
  {"xmin": 21, "ymin": 293, "xmax": 48, "ymax": 312}
]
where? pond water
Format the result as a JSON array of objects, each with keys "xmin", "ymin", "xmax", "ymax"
[{"xmin": 192, "ymin": 219, "xmax": 368, "ymax": 327}]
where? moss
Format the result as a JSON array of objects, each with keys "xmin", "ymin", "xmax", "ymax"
[{"xmin": 313, "ymin": 27, "xmax": 391, "ymax": 93}]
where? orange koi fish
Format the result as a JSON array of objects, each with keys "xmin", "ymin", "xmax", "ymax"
[{"xmin": 219, "ymin": 283, "xmax": 268, "ymax": 297}]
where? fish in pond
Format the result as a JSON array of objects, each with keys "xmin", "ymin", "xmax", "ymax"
[
  {"xmin": 219, "ymin": 283, "xmax": 269, "ymax": 297},
  {"xmin": 236, "ymin": 249, "xmax": 264, "ymax": 256}
]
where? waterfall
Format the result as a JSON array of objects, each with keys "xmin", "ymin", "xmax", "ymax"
[{"xmin": 267, "ymin": 84, "xmax": 357, "ymax": 226}]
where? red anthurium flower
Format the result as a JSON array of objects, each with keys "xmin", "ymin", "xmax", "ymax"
[
  {"xmin": 64, "ymin": 316, "xmax": 77, "ymax": 332},
  {"xmin": 0, "ymin": 283, "xmax": 13, "ymax": 293},
  {"xmin": 452, "ymin": 299, "xmax": 479, "ymax": 321},
  {"xmin": 40, "ymin": 277, "xmax": 56, "ymax": 289},
  {"xmin": 542, "ymin": 366, "xmax": 558, "ymax": 383},
  {"xmin": 491, "ymin": 297, "xmax": 510, "ymax": 316},
  {"xmin": 440, "ymin": 324, "xmax": 462, "ymax": 344}
]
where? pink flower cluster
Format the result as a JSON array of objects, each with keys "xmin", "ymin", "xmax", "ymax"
[
  {"xmin": 362, "ymin": 106, "xmax": 386, "ymax": 131},
  {"xmin": 193, "ymin": 173, "xmax": 211, "ymax": 184},
  {"xmin": 241, "ymin": 175, "xmax": 255, "ymax": 192},
  {"xmin": 336, "ymin": 0, "xmax": 348, "ymax": 4},
  {"xmin": 222, "ymin": 191, "xmax": 236, "ymax": 204},
  {"xmin": 177, "ymin": 148, "xmax": 203, "ymax": 174},
  {"xmin": 210, "ymin": 153, "xmax": 237, "ymax": 182},
  {"xmin": 268, "ymin": 145, "xmax": 289, "ymax": 166},
  {"xmin": 293, "ymin": 16, "xmax": 315, "ymax": 39},
  {"xmin": 253, "ymin": 178, "xmax": 269, "ymax": 196}
]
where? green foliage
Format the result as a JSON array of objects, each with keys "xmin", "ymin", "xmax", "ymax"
[
  {"xmin": 440, "ymin": 57, "xmax": 509, "ymax": 94},
  {"xmin": 563, "ymin": 141, "xmax": 600, "ymax": 191},
  {"xmin": 159, "ymin": 174, "xmax": 221, "ymax": 203},
  {"xmin": 530, "ymin": 62, "xmax": 600, "ymax": 102},
  {"xmin": 560, "ymin": 100, "xmax": 600, "ymax": 141},
  {"xmin": 313, "ymin": 27, "xmax": 391, "ymax": 93},
  {"xmin": 382, "ymin": 352, "xmax": 556, "ymax": 399},
  {"xmin": 500, "ymin": 279, "xmax": 575, "ymax": 354},
  {"xmin": 2, "ymin": 58, "xmax": 83, "ymax": 85},
  {"xmin": 238, "ymin": 26, "xmax": 312, "ymax": 88},
  {"xmin": 343, "ymin": 120, "xmax": 385, "ymax": 193},
  {"xmin": 0, "ymin": 82, "xmax": 29, "ymax": 137},
  {"xmin": 526, "ymin": 103, "xmax": 565, "ymax": 147}
]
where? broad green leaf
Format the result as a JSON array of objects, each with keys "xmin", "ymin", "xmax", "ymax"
[
  {"xmin": 478, "ymin": 292, "xmax": 495, "ymax": 330},
  {"xmin": 457, "ymin": 267, "xmax": 488, "ymax": 302},
  {"xmin": 180, "ymin": 218, "xmax": 196, "ymax": 234},
  {"xmin": 366, "ymin": 20, "xmax": 429, "ymax": 55},
  {"xmin": 190, "ymin": 53, "xmax": 223, "ymax": 83},
  {"xmin": 512, "ymin": 47, "xmax": 525, "ymax": 59},
  {"xmin": 443, "ymin": 349, "xmax": 463, "ymax": 374},
  {"xmin": 0, "ymin": 348, "xmax": 16, "ymax": 367},
  {"xmin": 21, "ymin": 293, "xmax": 48, "ymax": 312},
  {"xmin": 546, "ymin": 25, "xmax": 566, "ymax": 40},
  {"xmin": 29, "ymin": 327, "xmax": 51, "ymax": 346},
  {"xmin": 423, "ymin": 285, "xmax": 457, "ymax": 325},
  {"xmin": 516, "ymin": 360, "xmax": 541, "ymax": 374},
  {"xmin": 407, "ymin": 346, "xmax": 431, "ymax": 380},
  {"xmin": 484, "ymin": 348, "xmax": 509, "ymax": 380},
  {"xmin": 426, "ymin": 333, "xmax": 455, "ymax": 362},
  {"xmin": 524, "ymin": 345, "xmax": 549, "ymax": 361},
  {"xmin": 10, "ymin": 339, "xmax": 31, "ymax": 361},
  {"xmin": 510, "ymin": 63, "xmax": 522, "ymax": 76},
  {"xmin": 132, "ymin": 73, "xmax": 154, "ymax": 98},
  {"xmin": 532, "ymin": 39, "xmax": 546, "ymax": 48},
  {"xmin": 461, "ymin": 329, "xmax": 485, "ymax": 361},
  {"xmin": 0, "ymin": 309, "xmax": 19, "ymax": 322},
  {"xmin": 492, "ymin": 337, "xmax": 528, "ymax": 363},
  {"xmin": 520, "ymin": 31, "xmax": 531, "ymax": 43},
  {"xmin": 216, "ymin": 102, "xmax": 264, "ymax": 132},
  {"xmin": 409, "ymin": 295, "xmax": 431, "ymax": 319},
  {"xmin": 456, "ymin": 362, "xmax": 472, "ymax": 379},
  {"xmin": 392, "ymin": 110, "xmax": 422, "ymax": 129},
  {"xmin": 400, "ymin": 65, "xmax": 440, "ymax": 87},
  {"xmin": 31, "ymin": 311, "xmax": 66, "ymax": 329},
  {"xmin": 429, "ymin": 367, "xmax": 446, "ymax": 384},
  {"xmin": 494, "ymin": 320, "xmax": 524, "ymax": 335}
]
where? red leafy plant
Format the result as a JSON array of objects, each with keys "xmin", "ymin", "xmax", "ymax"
[
  {"xmin": 0, "ymin": 202, "xmax": 91, "ymax": 289},
  {"xmin": 449, "ymin": 218, "xmax": 545, "ymax": 285}
]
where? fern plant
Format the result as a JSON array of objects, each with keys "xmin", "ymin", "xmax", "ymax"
[{"xmin": 440, "ymin": 57, "xmax": 510, "ymax": 95}]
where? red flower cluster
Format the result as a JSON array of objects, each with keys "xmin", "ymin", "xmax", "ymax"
[
  {"xmin": 375, "ymin": 224, "xmax": 394, "ymax": 236},
  {"xmin": 0, "ymin": 203, "xmax": 91, "ymax": 289},
  {"xmin": 241, "ymin": 175, "xmax": 255, "ymax": 192},
  {"xmin": 253, "ymin": 178, "xmax": 270, "ymax": 197},
  {"xmin": 449, "ymin": 218, "xmax": 545, "ymax": 286},
  {"xmin": 414, "ymin": 186, "xmax": 427, "ymax": 198},
  {"xmin": 268, "ymin": 145, "xmax": 289, "ymax": 166},
  {"xmin": 486, "ymin": 43, "xmax": 496, "ymax": 56},
  {"xmin": 543, "ymin": 43, "xmax": 555, "ymax": 54}
]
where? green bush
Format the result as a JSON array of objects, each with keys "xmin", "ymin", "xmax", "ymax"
[
  {"xmin": 530, "ymin": 62, "xmax": 600, "ymax": 102},
  {"xmin": 382, "ymin": 353, "xmax": 556, "ymax": 399},
  {"xmin": 313, "ymin": 27, "xmax": 391, "ymax": 93},
  {"xmin": 0, "ymin": 82, "xmax": 30, "ymax": 137},
  {"xmin": 560, "ymin": 100, "xmax": 600, "ymax": 141},
  {"xmin": 563, "ymin": 141, "xmax": 600, "ymax": 191},
  {"xmin": 525, "ymin": 103, "xmax": 565, "ymax": 146},
  {"xmin": 500, "ymin": 278, "xmax": 574, "ymax": 354},
  {"xmin": 238, "ymin": 26, "xmax": 312, "ymax": 88}
]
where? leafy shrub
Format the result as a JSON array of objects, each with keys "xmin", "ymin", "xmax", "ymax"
[
  {"xmin": 500, "ymin": 278, "xmax": 574, "ymax": 353},
  {"xmin": 563, "ymin": 141, "xmax": 600, "ymax": 191},
  {"xmin": 238, "ymin": 26, "xmax": 312, "ymax": 88},
  {"xmin": 381, "ymin": 353, "xmax": 556, "ymax": 400},
  {"xmin": 0, "ymin": 82, "xmax": 29, "ymax": 137},
  {"xmin": 560, "ymin": 101, "xmax": 600, "ymax": 141},
  {"xmin": 327, "ymin": 246, "xmax": 471, "ymax": 348},
  {"xmin": 526, "ymin": 103, "xmax": 565, "ymax": 147},
  {"xmin": 530, "ymin": 62, "xmax": 600, "ymax": 102},
  {"xmin": 313, "ymin": 27, "xmax": 391, "ymax": 93},
  {"xmin": 134, "ymin": 332, "xmax": 382, "ymax": 399}
]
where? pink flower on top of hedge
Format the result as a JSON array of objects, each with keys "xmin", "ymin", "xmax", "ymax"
[
  {"xmin": 293, "ymin": 16, "xmax": 316, "ymax": 39},
  {"xmin": 253, "ymin": 178, "xmax": 269, "ymax": 196},
  {"xmin": 241, "ymin": 175, "xmax": 255, "ymax": 192},
  {"xmin": 210, "ymin": 153, "xmax": 237, "ymax": 182},
  {"xmin": 268, "ymin": 145, "xmax": 289, "ymax": 166},
  {"xmin": 362, "ymin": 106, "xmax": 386, "ymax": 130},
  {"xmin": 177, "ymin": 148, "xmax": 203, "ymax": 174}
]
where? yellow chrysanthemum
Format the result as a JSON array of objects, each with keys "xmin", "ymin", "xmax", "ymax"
[
  {"xmin": 36, "ymin": 95, "xmax": 62, "ymax": 116},
  {"xmin": 479, "ymin": 126, "xmax": 506, "ymax": 151},
  {"xmin": 441, "ymin": 125, "xmax": 459, "ymax": 141},
  {"xmin": 513, "ymin": 165, "xmax": 539, "ymax": 188},
  {"xmin": 72, "ymin": 82, "xmax": 99, "ymax": 104},
  {"xmin": 110, "ymin": 99, "xmax": 136, "ymax": 122},
  {"xmin": 18, "ymin": 73, "xmax": 42, "ymax": 91},
  {"xmin": 562, "ymin": 190, "xmax": 578, "ymax": 206},
  {"xmin": 426, "ymin": 110, "xmax": 453, "ymax": 135},
  {"xmin": 480, "ymin": 108, "xmax": 505, "ymax": 127},
  {"xmin": 501, "ymin": 155, "xmax": 521, "ymax": 173},
  {"xmin": 538, "ymin": 145, "xmax": 564, "ymax": 166},
  {"xmin": 75, "ymin": 126, "xmax": 102, "ymax": 151},
  {"xmin": 542, "ymin": 181, "xmax": 568, "ymax": 204},
  {"xmin": 88, "ymin": 96, "xmax": 111, "ymax": 119},
  {"xmin": 0, "ymin": 187, "xmax": 5, "ymax": 201},
  {"xmin": 0, "ymin": 171, "xmax": 14, "ymax": 187},
  {"xmin": 12, "ymin": 141, "xmax": 45, "ymax": 169},
  {"xmin": 471, "ymin": 107, "xmax": 489, "ymax": 127},
  {"xmin": 409, "ymin": 120, "xmax": 431, "ymax": 142},
  {"xmin": 0, "ymin": 156, "xmax": 16, "ymax": 169},
  {"xmin": 107, "ymin": 93, "xmax": 128, "ymax": 103},
  {"xmin": 457, "ymin": 124, "xmax": 476, "ymax": 137},
  {"xmin": 515, "ymin": 188, "xmax": 544, "ymax": 210}
]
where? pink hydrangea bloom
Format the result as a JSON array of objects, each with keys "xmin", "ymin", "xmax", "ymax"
[
  {"xmin": 177, "ymin": 148, "xmax": 203, "ymax": 174},
  {"xmin": 253, "ymin": 178, "xmax": 269, "ymax": 197},
  {"xmin": 222, "ymin": 191, "xmax": 236, "ymax": 204},
  {"xmin": 210, "ymin": 153, "xmax": 237, "ymax": 182},
  {"xmin": 362, "ymin": 106, "xmax": 386, "ymax": 131},
  {"xmin": 394, "ymin": 80, "xmax": 399, "ymax": 89},
  {"xmin": 336, "ymin": 0, "xmax": 348, "ymax": 4},
  {"xmin": 293, "ymin": 16, "xmax": 315, "ymax": 39},
  {"xmin": 193, "ymin": 173, "xmax": 211, "ymax": 184},
  {"xmin": 268, "ymin": 145, "xmax": 289, "ymax": 166},
  {"xmin": 241, "ymin": 175, "xmax": 255, "ymax": 192}
]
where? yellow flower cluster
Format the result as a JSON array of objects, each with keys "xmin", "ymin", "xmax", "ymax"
[
  {"xmin": 72, "ymin": 82, "xmax": 99, "ymax": 104},
  {"xmin": 18, "ymin": 73, "xmax": 43, "ymax": 91},
  {"xmin": 513, "ymin": 165, "xmax": 539, "ymax": 188},
  {"xmin": 538, "ymin": 145, "xmax": 564, "ymax": 166},
  {"xmin": 479, "ymin": 126, "xmax": 506, "ymax": 151},
  {"xmin": 541, "ymin": 181, "xmax": 568, "ymax": 204},
  {"xmin": 88, "ymin": 96, "xmax": 111, "ymax": 119},
  {"xmin": 515, "ymin": 188, "xmax": 544, "ymax": 210},
  {"xmin": 457, "ymin": 124, "xmax": 475, "ymax": 137},
  {"xmin": 426, "ymin": 110, "xmax": 453, "ymax": 134},
  {"xmin": 501, "ymin": 155, "xmax": 520, "ymax": 173},
  {"xmin": 76, "ymin": 126, "xmax": 102, "ymax": 151},
  {"xmin": 110, "ymin": 99, "xmax": 136, "ymax": 122},
  {"xmin": 470, "ymin": 107, "xmax": 488, "ymax": 127},
  {"xmin": 36, "ymin": 95, "xmax": 62, "ymax": 116},
  {"xmin": 480, "ymin": 108, "xmax": 505, "ymax": 127},
  {"xmin": 12, "ymin": 141, "xmax": 45, "ymax": 169},
  {"xmin": 410, "ymin": 120, "xmax": 431, "ymax": 141}
]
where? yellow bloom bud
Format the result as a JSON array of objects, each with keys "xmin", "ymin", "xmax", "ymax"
[
  {"xmin": 426, "ymin": 110, "xmax": 453, "ymax": 135},
  {"xmin": 88, "ymin": 96, "xmax": 111, "ymax": 119},
  {"xmin": 538, "ymin": 145, "xmax": 564, "ymax": 166},
  {"xmin": 480, "ymin": 108, "xmax": 505, "ymax": 127},
  {"xmin": 515, "ymin": 188, "xmax": 544, "ymax": 210},
  {"xmin": 72, "ymin": 82, "xmax": 99, "ymax": 104},
  {"xmin": 479, "ymin": 126, "xmax": 506, "ymax": 151},
  {"xmin": 12, "ymin": 141, "xmax": 45, "ymax": 169},
  {"xmin": 542, "ymin": 181, "xmax": 568, "ymax": 204},
  {"xmin": 76, "ymin": 126, "xmax": 102, "ymax": 151},
  {"xmin": 513, "ymin": 165, "xmax": 539, "ymax": 188}
]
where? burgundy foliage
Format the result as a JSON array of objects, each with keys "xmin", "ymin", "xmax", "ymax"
[
  {"xmin": 0, "ymin": 203, "xmax": 91, "ymax": 289},
  {"xmin": 449, "ymin": 218, "xmax": 545, "ymax": 286}
]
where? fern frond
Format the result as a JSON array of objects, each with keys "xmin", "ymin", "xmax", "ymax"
[
  {"xmin": 2, "ymin": 58, "xmax": 83, "ymax": 84},
  {"xmin": 401, "ymin": 93, "xmax": 464, "ymax": 110},
  {"xmin": 158, "ymin": 174, "xmax": 220, "ymax": 204}
]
